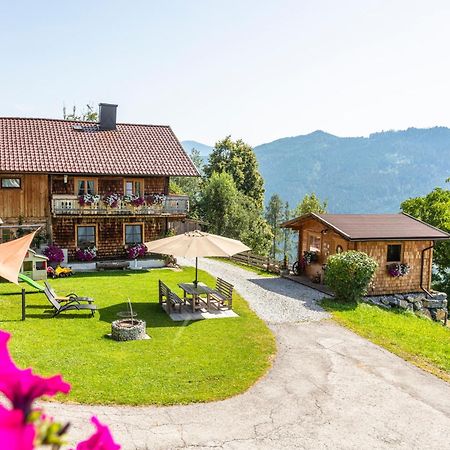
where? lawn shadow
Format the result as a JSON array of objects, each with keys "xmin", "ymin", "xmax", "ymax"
[
  {"xmin": 65, "ymin": 270, "xmax": 151, "ymax": 279},
  {"xmin": 2, "ymin": 291, "xmax": 43, "ymax": 296},
  {"xmin": 98, "ymin": 302, "xmax": 191, "ymax": 328}
]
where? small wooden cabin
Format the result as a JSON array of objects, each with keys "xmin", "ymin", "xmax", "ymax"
[{"xmin": 281, "ymin": 213, "xmax": 450, "ymax": 295}]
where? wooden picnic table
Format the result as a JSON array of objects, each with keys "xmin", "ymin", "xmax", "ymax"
[{"xmin": 178, "ymin": 282, "xmax": 213, "ymax": 313}]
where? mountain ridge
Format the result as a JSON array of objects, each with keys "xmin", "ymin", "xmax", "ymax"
[{"xmin": 182, "ymin": 127, "xmax": 450, "ymax": 213}]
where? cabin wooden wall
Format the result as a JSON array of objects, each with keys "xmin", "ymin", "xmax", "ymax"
[
  {"xmin": 294, "ymin": 218, "xmax": 433, "ymax": 295},
  {"xmin": 49, "ymin": 175, "xmax": 168, "ymax": 196},
  {"xmin": 0, "ymin": 174, "xmax": 48, "ymax": 222},
  {"xmin": 356, "ymin": 240, "xmax": 432, "ymax": 295},
  {"xmin": 52, "ymin": 216, "xmax": 166, "ymax": 259}
]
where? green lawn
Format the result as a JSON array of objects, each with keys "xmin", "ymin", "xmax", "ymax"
[
  {"xmin": 0, "ymin": 268, "xmax": 275, "ymax": 406},
  {"xmin": 210, "ymin": 257, "xmax": 276, "ymax": 277},
  {"xmin": 321, "ymin": 298, "xmax": 450, "ymax": 382}
]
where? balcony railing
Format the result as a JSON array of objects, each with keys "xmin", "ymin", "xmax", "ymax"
[{"xmin": 51, "ymin": 194, "xmax": 189, "ymax": 216}]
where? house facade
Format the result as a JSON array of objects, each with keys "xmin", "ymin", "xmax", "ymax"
[
  {"xmin": 281, "ymin": 212, "xmax": 450, "ymax": 295},
  {"xmin": 0, "ymin": 104, "xmax": 198, "ymax": 260}
]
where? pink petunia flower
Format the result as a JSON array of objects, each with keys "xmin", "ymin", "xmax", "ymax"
[
  {"xmin": 76, "ymin": 417, "xmax": 121, "ymax": 450},
  {"xmin": 0, "ymin": 406, "xmax": 35, "ymax": 450},
  {"xmin": 0, "ymin": 331, "xmax": 70, "ymax": 416}
]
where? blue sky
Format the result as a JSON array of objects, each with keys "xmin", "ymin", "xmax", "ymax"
[{"xmin": 1, "ymin": 0, "xmax": 449, "ymax": 145}]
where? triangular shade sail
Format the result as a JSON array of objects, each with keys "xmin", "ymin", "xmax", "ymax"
[
  {"xmin": 0, "ymin": 231, "xmax": 37, "ymax": 284},
  {"xmin": 145, "ymin": 230, "xmax": 250, "ymax": 258}
]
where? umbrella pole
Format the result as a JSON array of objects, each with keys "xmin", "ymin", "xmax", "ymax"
[{"xmin": 194, "ymin": 257, "xmax": 198, "ymax": 287}]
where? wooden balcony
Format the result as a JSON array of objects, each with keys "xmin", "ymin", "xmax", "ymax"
[{"xmin": 51, "ymin": 195, "xmax": 189, "ymax": 216}]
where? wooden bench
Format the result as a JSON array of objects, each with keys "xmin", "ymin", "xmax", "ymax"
[
  {"xmin": 159, "ymin": 280, "xmax": 184, "ymax": 313},
  {"xmin": 167, "ymin": 291, "xmax": 184, "ymax": 313},
  {"xmin": 158, "ymin": 280, "xmax": 170, "ymax": 308},
  {"xmin": 96, "ymin": 261, "xmax": 130, "ymax": 271},
  {"xmin": 210, "ymin": 278, "xmax": 234, "ymax": 310}
]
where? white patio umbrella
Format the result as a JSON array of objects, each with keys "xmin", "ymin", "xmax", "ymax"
[{"xmin": 145, "ymin": 230, "xmax": 250, "ymax": 286}]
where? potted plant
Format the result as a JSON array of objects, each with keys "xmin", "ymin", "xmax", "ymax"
[
  {"xmin": 387, "ymin": 262, "xmax": 410, "ymax": 277},
  {"xmin": 78, "ymin": 193, "xmax": 100, "ymax": 207},
  {"xmin": 103, "ymin": 192, "xmax": 121, "ymax": 208},
  {"xmin": 126, "ymin": 243, "xmax": 147, "ymax": 260},
  {"xmin": 75, "ymin": 246, "xmax": 97, "ymax": 262}
]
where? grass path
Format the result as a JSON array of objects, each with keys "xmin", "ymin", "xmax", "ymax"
[
  {"xmin": 321, "ymin": 298, "xmax": 450, "ymax": 382},
  {"xmin": 0, "ymin": 268, "xmax": 275, "ymax": 405}
]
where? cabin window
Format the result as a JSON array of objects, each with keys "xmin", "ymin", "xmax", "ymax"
[
  {"xmin": 22, "ymin": 261, "xmax": 33, "ymax": 272},
  {"xmin": 76, "ymin": 179, "xmax": 97, "ymax": 196},
  {"xmin": 124, "ymin": 179, "xmax": 143, "ymax": 196},
  {"xmin": 124, "ymin": 224, "xmax": 143, "ymax": 245},
  {"xmin": 308, "ymin": 233, "xmax": 321, "ymax": 253},
  {"xmin": 1, "ymin": 178, "xmax": 21, "ymax": 189},
  {"xmin": 76, "ymin": 226, "xmax": 97, "ymax": 248},
  {"xmin": 36, "ymin": 261, "xmax": 47, "ymax": 271},
  {"xmin": 387, "ymin": 244, "xmax": 402, "ymax": 262}
]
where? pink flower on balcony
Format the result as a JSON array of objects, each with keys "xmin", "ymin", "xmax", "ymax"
[
  {"xmin": 76, "ymin": 416, "xmax": 121, "ymax": 450},
  {"xmin": 0, "ymin": 331, "xmax": 70, "ymax": 416},
  {"xmin": 0, "ymin": 406, "xmax": 35, "ymax": 450}
]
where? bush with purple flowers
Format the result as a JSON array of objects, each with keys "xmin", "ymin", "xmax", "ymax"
[{"xmin": 43, "ymin": 245, "xmax": 64, "ymax": 264}]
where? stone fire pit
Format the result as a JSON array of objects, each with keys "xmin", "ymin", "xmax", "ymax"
[{"xmin": 111, "ymin": 319, "xmax": 147, "ymax": 341}]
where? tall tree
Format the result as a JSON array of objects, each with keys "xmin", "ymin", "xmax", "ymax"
[
  {"xmin": 401, "ymin": 182, "xmax": 450, "ymax": 294},
  {"xmin": 294, "ymin": 193, "xmax": 327, "ymax": 216},
  {"xmin": 171, "ymin": 149, "xmax": 204, "ymax": 217},
  {"xmin": 199, "ymin": 172, "xmax": 239, "ymax": 236},
  {"xmin": 205, "ymin": 136, "xmax": 264, "ymax": 208},
  {"xmin": 265, "ymin": 194, "xmax": 283, "ymax": 259},
  {"xmin": 199, "ymin": 172, "xmax": 272, "ymax": 255},
  {"xmin": 63, "ymin": 104, "xmax": 98, "ymax": 122},
  {"xmin": 282, "ymin": 201, "xmax": 293, "ymax": 265}
]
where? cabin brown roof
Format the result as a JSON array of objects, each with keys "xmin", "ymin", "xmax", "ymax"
[
  {"xmin": 281, "ymin": 212, "xmax": 450, "ymax": 241},
  {"xmin": 0, "ymin": 117, "xmax": 199, "ymax": 177}
]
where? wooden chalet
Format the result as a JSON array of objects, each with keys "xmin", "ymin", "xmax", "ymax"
[
  {"xmin": 281, "ymin": 212, "xmax": 450, "ymax": 295},
  {"xmin": 0, "ymin": 103, "xmax": 198, "ymax": 260}
]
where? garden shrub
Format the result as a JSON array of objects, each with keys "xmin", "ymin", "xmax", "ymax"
[{"xmin": 325, "ymin": 250, "xmax": 378, "ymax": 303}]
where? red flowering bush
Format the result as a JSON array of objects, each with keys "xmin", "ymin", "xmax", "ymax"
[{"xmin": 0, "ymin": 330, "xmax": 121, "ymax": 449}]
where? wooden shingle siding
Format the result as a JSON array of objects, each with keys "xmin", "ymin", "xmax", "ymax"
[
  {"xmin": 357, "ymin": 240, "xmax": 432, "ymax": 295},
  {"xmin": 52, "ymin": 216, "xmax": 166, "ymax": 260},
  {"xmin": 0, "ymin": 174, "xmax": 48, "ymax": 222}
]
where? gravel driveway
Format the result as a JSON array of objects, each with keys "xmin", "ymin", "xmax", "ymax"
[
  {"xmin": 44, "ymin": 259, "xmax": 450, "ymax": 449},
  {"xmin": 177, "ymin": 257, "xmax": 330, "ymax": 323}
]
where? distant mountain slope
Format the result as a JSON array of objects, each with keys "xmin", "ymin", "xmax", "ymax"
[
  {"xmin": 254, "ymin": 127, "xmax": 450, "ymax": 213},
  {"xmin": 182, "ymin": 128, "xmax": 450, "ymax": 213},
  {"xmin": 181, "ymin": 140, "xmax": 213, "ymax": 158}
]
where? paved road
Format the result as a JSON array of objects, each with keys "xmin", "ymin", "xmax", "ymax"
[{"xmin": 44, "ymin": 260, "xmax": 450, "ymax": 449}]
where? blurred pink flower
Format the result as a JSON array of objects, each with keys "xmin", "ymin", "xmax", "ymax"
[
  {"xmin": 76, "ymin": 417, "xmax": 121, "ymax": 450},
  {"xmin": 0, "ymin": 331, "xmax": 70, "ymax": 415},
  {"xmin": 0, "ymin": 406, "xmax": 35, "ymax": 450}
]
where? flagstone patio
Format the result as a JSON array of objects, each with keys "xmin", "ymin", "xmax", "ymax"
[{"xmin": 162, "ymin": 304, "xmax": 239, "ymax": 321}]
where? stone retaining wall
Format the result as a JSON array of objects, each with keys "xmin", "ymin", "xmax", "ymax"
[{"xmin": 364, "ymin": 291, "xmax": 448, "ymax": 324}]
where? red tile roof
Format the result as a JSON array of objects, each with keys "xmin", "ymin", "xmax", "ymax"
[
  {"xmin": 0, "ymin": 118, "xmax": 199, "ymax": 177},
  {"xmin": 281, "ymin": 212, "xmax": 450, "ymax": 241}
]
